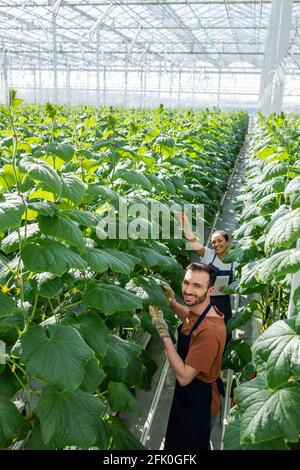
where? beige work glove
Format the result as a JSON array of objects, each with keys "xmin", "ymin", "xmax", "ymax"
[
  {"xmin": 149, "ymin": 305, "xmax": 170, "ymax": 339},
  {"xmin": 160, "ymin": 281, "xmax": 176, "ymax": 307}
]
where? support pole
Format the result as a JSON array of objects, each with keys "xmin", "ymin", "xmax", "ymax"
[
  {"xmin": 259, "ymin": 0, "xmax": 282, "ymax": 114},
  {"xmin": 169, "ymin": 66, "xmax": 173, "ymax": 107},
  {"xmin": 125, "ymin": 54, "xmax": 128, "ymax": 108},
  {"xmin": 39, "ymin": 48, "xmax": 42, "ymax": 103},
  {"xmin": 177, "ymin": 69, "xmax": 182, "ymax": 108},
  {"xmin": 272, "ymin": 0, "xmax": 293, "ymax": 113},
  {"xmin": 191, "ymin": 70, "xmax": 195, "ymax": 107},
  {"xmin": 140, "ymin": 66, "xmax": 143, "ymax": 108},
  {"xmin": 158, "ymin": 61, "xmax": 162, "ymax": 103},
  {"xmin": 1, "ymin": 49, "xmax": 8, "ymax": 104},
  {"xmin": 143, "ymin": 67, "xmax": 147, "ymax": 108},
  {"xmin": 52, "ymin": 11, "xmax": 58, "ymax": 104},
  {"xmin": 96, "ymin": 30, "xmax": 100, "ymax": 107},
  {"xmin": 259, "ymin": 0, "xmax": 294, "ymax": 114},
  {"xmin": 288, "ymin": 238, "xmax": 300, "ymax": 318},
  {"xmin": 66, "ymin": 62, "xmax": 70, "ymax": 106},
  {"xmin": 33, "ymin": 64, "xmax": 37, "ymax": 104},
  {"xmin": 103, "ymin": 65, "xmax": 107, "ymax": 105},
  {"xmin": 217, "ymin": 67, "xmax": 221, "ymax": 108}
]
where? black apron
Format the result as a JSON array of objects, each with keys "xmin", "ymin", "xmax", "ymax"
[
  {"xmin": 164, "ymin": 303, "xmax": 224, "ymax": 450},
  {"xmin": 209, "ymin": 253, "xmax": 234, "ymax": 325}
]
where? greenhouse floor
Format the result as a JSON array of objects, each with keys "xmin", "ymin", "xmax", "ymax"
[{"xmin": 119, "ymin": 129, "xmax": 253, "ymax": 450}]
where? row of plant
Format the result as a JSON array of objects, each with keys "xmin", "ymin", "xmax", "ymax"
[
  {"xmin": 222, "ymin": 112, "xmax": 300, "ymax": 450},
  {"xmin": 0, "ymin": 91, "xmax": 248, "ymax": 450}
]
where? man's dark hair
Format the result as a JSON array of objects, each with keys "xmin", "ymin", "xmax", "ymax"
[
  {"xmin": 212, "ymin": 229, "xmax": 229, "ymax": 241},
  {"xmin": 186, "ymin": 262, "xmax": 217, "ymax": 288}
]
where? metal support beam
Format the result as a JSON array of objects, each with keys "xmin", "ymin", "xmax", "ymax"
[
  {"xmin": 217, "ymin": 67, "xmax": 221, "ymax": 108},
  {"xmin": 177, "ymin": 69, "xmax": 182, "ymax": 108},
  {"xmin": 259, "ymin": 0, "xmax": 293, "ymax": 114},
  {"xmin": 158, "ymin": 61, "xmax": 162, "ymax": 102},
  {"xmin": 140, "ymin": 66, "xmax": 143, "ymax": 108},
  {"xmin": 33, "ymin": 64, "xmax": 37, "ymax": 104},
  {"xmin": 288, "ymin": 238, "xmax": 300, "ymax": 318},
  {"xmin": 272, "ymin": 0, "xmax": 293, "ymax": 112},
  {"xmin": 52, "ymin": 11, "xmax": 58, "ymax": 103},
  {"xmin": 103, "ymin": 65, "xmax": 107, "ymax": 105},
  {"xmin": 66, "ymin": 62, "xmax": 70, "ymax": 106},
  {"xmin": 1, "ymin": 49, "xmax": 8, "ymax": 104},
  {"xmin": 96, "ymin": 30, "xmax": 100, "ymax": 107}
]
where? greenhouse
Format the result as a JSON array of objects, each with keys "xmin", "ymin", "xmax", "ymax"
[{"xmin": 0, "ymin": 0, "xmax": 299, "ymax": 455}]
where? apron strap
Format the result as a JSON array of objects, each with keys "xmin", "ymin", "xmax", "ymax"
[
  {"xmin": 189, "ymin": 303, "xmax": 212, "ymax": 336},
  {"xmin": 211, "ymin": 253, "xmax": 217, "ymax": 264}
]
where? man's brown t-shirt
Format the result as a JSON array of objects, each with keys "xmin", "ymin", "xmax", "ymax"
[{"xmin": 181, "ymin": 308, "xmax": 226, "ymax": 417}]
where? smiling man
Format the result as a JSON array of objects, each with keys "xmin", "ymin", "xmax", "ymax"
[{"xmin": 150, "ymin": 262, "xmax": 226, "ymax": 450}]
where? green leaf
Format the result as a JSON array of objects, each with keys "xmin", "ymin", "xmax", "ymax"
[
  {"xmin": 126, "ymin": 276, "xmax": 169, "ymax": 307},
  {"xmin": 240, "ymin": 261, "xmax": 261, "ymax": 288},
  {"xmin": 33, "ymin": 272, "xmax": 63, "ymax": 298},
  {"xmin": 0, "ymin": 400, "xmax": 24, "ymax": 449},
  {"xmin": 233, "ymin": 216, "xmax": 267, "ymax": 238},
  {"xmin": 223, "ymin": 407, "xmax": 288, "ymax": 450},
  {"xmin": 35, "ymin": 385, "xmax": 105, "ymax": 448},
  {"xmin": 27, "ymin": 200, "xmax": 59, "ymax": 217},
  {"xmin": 240, "ymin": 204, "xmax": 260, "ymax": 222},
  {"xmin": 223, "ymin": 279, "xmax": 240, "ymax": 294},
  {"xmin": 107, "ymin": 382, "xmax": 140, "ymax": 414},
  {"xmin": 20, "ymin": 158, "xmax": 62, "ymax": 196},
  {"xmin": 103, "ymin": 334, "xmax": 141, "ymax": 368},
  {"xmin": 1, "ymin": 223, "xmax": 40, "ymax": 254},
  {"xmin": 80, "ymin": 358, "xmax": 106, "ymax": 394},
  {"xmin": 104, "ymin": 347, "xmax": 157, "ymax": 391},
  {"xmin": 21, "ymin": 239, "xmax": 87, "ymax": 276},
  {"xmin": 45, "ymin": 102, "xmax": 57, "ymax": 120},
  {"xmin": 21, "ymin": 324, "xmax": 94, "ymax": 390},
  {"xmin": 222, "ymin": 339, "xmax": 252, "ymax": 372},
  {"xmin": 0, "ymin": 365, "xmax": 20, "ymax": 399},
  {"xmin": 0, "ymin": 194, "xmax": 25, "ymax": 230},
  {"xmin": 272, "ymin": 176, "xmax": 286, "ymax": 193},
  {"xmin": 223, "ymin": 407, "xmax": 242, "ymax": 450},
  {"xmin": 61, "ymin": 174, "xmax": 86, "ymax": 205},
  {"xmin": 265, "ymin": 208, "xmax": 300, "ymax": 251},
  {"xmin": 82, "ymin": 283, "xmax": 142, "ymax": 315},
  {"xmin": 63, "ymin": 209, "xmax": 99, "ymax": 227},
  {"xmin": 259, "ymin": 249, "xmax": 300, "ymax": 281},
  {"xmin": 50, "ymin": 143, "xmax": 75, "ymax": 162},
  {"xmin": 256, "ymin": 193, "xmax": 279, "ymax": 215},
  {"xmin": 70, "ymin": 312, "xmax": 109, "ymax": 359},
  {"xmin": 131, "ymin": 246, "xmax": 180, "ymax": 273},
  {"xmin": 83, "ymin": 248, "xmax": 136, "ymax": 275},
  {"xmin": 163, "ymin": 179, "xmax": 176, "ymax": 195},
  {"xmin": 37, "ymin": 215, "xmax": 84, "ymax": 249},
  {"xmin": 104, "ymin": 249, "xmax": 139, "ymax": 271},
  {"xmin": 285, "ymin": 176, "xmax": 300, "ymax": 209},
  {"xmin": 26, "ymin": 422, "xmax": 58, "ymax": 450},
  {"xmin": 104, "ymin": 416, "xmax": 145, "ymax": 450},
  {"xmin": 116, "ymin": 170, "xmax": 152, "ymax": 191},
  {"xmin": 262, "ymin": 162, "xmax": 288, "ymax": 181},
  {"xmin": 252, "ymin": 315, "xmax": 300, "ymax": 389},
  {"xmin": 0, "ymin": 293, "xmax": 15, "ymax": 318},
  {"xmin": 87, "ymin": 184, "xmax": 119, "ymax": 203},
  {"xmin": 226, "ymin": 300, "xmax": 259, "ymax": 334},
  {"xmin": 144, "ymin": 173, "xmax": 166, "ymax": 192},
  {"xmin": 235, "ymin": 374, "xmax": 300, "ymax": 444}
]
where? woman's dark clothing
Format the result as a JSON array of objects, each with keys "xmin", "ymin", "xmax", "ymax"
[{"xmin": 209, "ymin": 253, "xmax": 234, "ymax": 325}]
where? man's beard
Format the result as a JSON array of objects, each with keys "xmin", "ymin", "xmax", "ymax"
[{"xmin": 185, "ymin": 288, "xmax": 209, "ymax": 307}]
